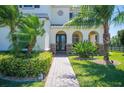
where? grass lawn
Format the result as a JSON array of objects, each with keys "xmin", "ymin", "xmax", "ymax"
[
  {"xmin": 69, "ymin": 51, "xmax": 124, "ymax": 87},
  {"xmin": 0, "ymin": 79, "xmax": 45, "ymax": 87}
]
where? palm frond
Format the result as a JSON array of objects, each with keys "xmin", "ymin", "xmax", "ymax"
[
  {"xmin": 65, "ymin": 5, "xmax": 115, "ymax": 29},
  {"xmin": 113, "ymin": 11, "xmax": 124, "ymax": 25}
]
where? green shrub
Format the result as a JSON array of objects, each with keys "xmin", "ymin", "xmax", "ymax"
[
  {"xmin": 73, "ymin": 41, "xmax": 97, "ymax": 58},
  {"xmin": 0, "ymin": 52, "xmax": 52, "ymax": 78}
]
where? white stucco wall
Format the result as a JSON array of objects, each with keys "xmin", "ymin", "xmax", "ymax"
[
  {"xmin": 0, "ymin": 18, "xmax": 50, "ymax": 51},
  {"xmin": 19, "ymin": 5, "xmax": 52, "ymax": 19},
  {"xmin": 0, "ymin": 27, "xmax": 11, "ymax": 51},
  {"xmin": 43, "ymin": 19, "xmax": 50, "ymax": 50},
  {"xmin": 51, "ymin": 7, "xmax": 70, "ymax": 24},
  {"xmin": 34, "ymin": 18, "xmax": 50, "ymax": 51}
]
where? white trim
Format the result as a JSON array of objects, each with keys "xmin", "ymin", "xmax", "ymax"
[{"xmin": 44, "ymin": 48, "xmax": 50, "ymax": 51}]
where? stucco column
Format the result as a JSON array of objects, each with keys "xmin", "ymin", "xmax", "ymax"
[
  {"xmin": 66, "ymin": 30, "xmax": 72, "ymax": 44},
  {"xmin": 97, "ymin": 31, "xmax": 104, "ymax": 55},
  {"xmin": 82, "ymin": 31, "xmax": 89, "ymax": 41},
  {"xmin": 98, "ymin": 31, "xmax": 103, "ymax": 44},
  {"xmin": 44, "ymin": 19, "xmax": 50, "ymax": 51},
  {"xmin": 66, "ymin": 30, "xmax": 73, "ymax": 53},
  {"xmin": 49, "ymin": 29, "xmax": 56, "ymax": 53}
]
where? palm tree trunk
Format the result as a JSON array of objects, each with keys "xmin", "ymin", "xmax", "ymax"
[
  {"xmin": 10, "ymin": 24, "xmax": 18, "ymax": 55},
  {"xmin": 103, "ymin": 23, "xmax": 110, "ymax": 63},
  {"xmin": 28, "ymin": 44, "xmax": 32, "ymax": 55},
  {"xmin": 27, "ymin": 37, "xmax": 36, "ymax": 55}
]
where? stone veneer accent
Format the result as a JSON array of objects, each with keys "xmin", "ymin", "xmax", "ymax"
[
  {"xmin": 50, "ymin": 44, "xmax": 56, "ymax": 54},
  {"xmin": 50, "ymin": 43, "xmax": 104, "ymax": 55},
  {"xmin": 66, "ymin": 44, "xmax": 73, "ymax": 54},
  {"xmin": 50, "ymin": 44, "xmax": 72, "ymax": 54},
  {"xmin": 66, "ymin": 44, "xmax": 104, "ymax": 55}
]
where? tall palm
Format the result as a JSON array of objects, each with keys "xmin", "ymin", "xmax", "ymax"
[
  {"xmin": 65, "ymin": 5, "xmax": 124, "ymax": 63},
  {"xmin": 0, "ymin": 5, "xmax": 20, "ymax": 52},
  {"xmin": 16, "ymin": 15, "xmax": 45, "ymax": 54}
]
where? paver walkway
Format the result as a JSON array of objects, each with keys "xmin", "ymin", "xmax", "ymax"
[{"xmin": 45, "ymin": 54, "xmax": 79, "ymax": 87}]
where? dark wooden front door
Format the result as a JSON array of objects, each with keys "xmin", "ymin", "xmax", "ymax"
[{"xmin": 56, "ymin": 34, "xmax": 66, "ymax": 51}]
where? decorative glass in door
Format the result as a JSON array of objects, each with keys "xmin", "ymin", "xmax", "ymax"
[{"xmin": 56, "ymin": 34, "xmax": 66, "ymax": 51}]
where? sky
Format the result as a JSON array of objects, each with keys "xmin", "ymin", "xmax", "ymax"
[{"xmin": 109, "ymin": 5, "xmax": 124, "ymax": 38}]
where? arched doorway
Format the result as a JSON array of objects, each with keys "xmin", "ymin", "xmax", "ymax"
[
  {"xmin": 89, "ymin": 31, "xmax": 99, "ymax": 44},
  {"xmin": 72, "ymin": 31, "xmax": 83, "ymax": 44},
  {"xmin": 56, "ymin": 31, "xmax": 66, "ymax": 51}
]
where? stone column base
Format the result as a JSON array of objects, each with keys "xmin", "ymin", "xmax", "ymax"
[
  {"xmin": 66, "ymin": 44, "xmax": 73, "ymax": 54},
  {"xmin": 50, "ymin": 44, "xmax": 73, "ymax": 54},
  {"xmin": 50, "ymin": 44, "xmax": 56, "ymax": 54}
]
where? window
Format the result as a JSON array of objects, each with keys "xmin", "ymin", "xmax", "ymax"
[
  {"xmin": 69, "ymin": 12, "xmax": 73, "ymax": 19},
  {"xmin": 21, "ymin": 5, "xmax": 34, "ymax": 9},
  {"xmin": 23, "ymin": 5, "xmax": 33, "ymax": 8},
  {"xmin": 34, "ymin": 5, "xmax": 40, "ymax": 8},
  {"xmin": 21, "ymin": 5, "xmax": 40, "ymax": 9},
  {"xmin": 19, "ymin": 5, "xmax": 22, "ymax": 8}
]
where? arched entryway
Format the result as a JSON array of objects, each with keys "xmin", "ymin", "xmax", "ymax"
[
  {"xmin": 72, "ymin": 31, "xmax": 83, "ymax": 44},
  {"xmin": 56, "ymin": 31, "xmax": 67, "ymax": 51},
  {"xmin": 89, "ymin": 31, "xmax": 99, "ymax": 44}
]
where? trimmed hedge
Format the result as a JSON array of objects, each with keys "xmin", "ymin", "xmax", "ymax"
[{"xmin": 0, "ymin": 52, "xmax": 52, "ymax": 78}]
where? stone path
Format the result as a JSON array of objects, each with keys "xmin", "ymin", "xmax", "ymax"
[{"xmin": 45, "ymin": 54, "xmax": 79, "ymax": 87}]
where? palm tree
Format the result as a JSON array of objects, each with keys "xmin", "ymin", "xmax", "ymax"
[
  {"xmin": 16, "ymin": 15, "xmax": 45, "ymax": 54},
  {"xmin": 65, "ymin": 5, "xmax": 124, "ymax": 63},
  {"xmin": 0, "ymin": 5, "xmax": 20, "ymax": 53}
]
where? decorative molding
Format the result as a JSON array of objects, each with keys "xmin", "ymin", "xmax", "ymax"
[{"xmin": 57, "ymin": 10, "xmax": 64, "ymax": 16}]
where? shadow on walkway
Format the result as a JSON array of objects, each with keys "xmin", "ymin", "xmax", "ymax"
[{"xmin": 55, "ymin": 52, "xmax": 67, "ymax": 57}]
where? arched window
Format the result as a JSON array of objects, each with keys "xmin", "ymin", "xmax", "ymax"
[{"xmin": 72, "ymin": 31, "xmax": 82, "ymax": 44}]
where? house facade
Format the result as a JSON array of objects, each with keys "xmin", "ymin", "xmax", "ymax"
[{"xmin": 0, "ymin": 5, "xmax": 104, "ymax": 53}]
